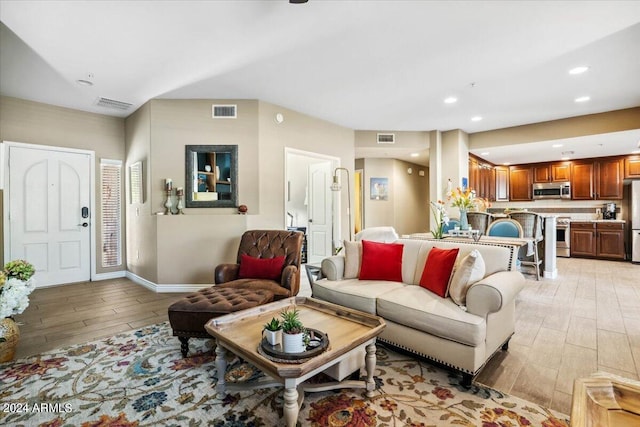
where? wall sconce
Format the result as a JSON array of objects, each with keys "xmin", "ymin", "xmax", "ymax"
[
  {"xmin": 407, "ymin": 167, "xmax": 413, "ymax": 175},
  {"xmin": 330, "ymin": 167, "xmax": 353, "ymax": 241}
]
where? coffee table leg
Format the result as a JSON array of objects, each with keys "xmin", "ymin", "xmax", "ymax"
[
  {"xmin": 365, "ymin": 342, "xmax": 377, "ymax": 398},
  {"xmin": 215, "ymin": 344, "xmax": 227, "ymax": 398},
  {"xmin": 283, "ymin": 384, "xmax": 299, "ymax": 427}
]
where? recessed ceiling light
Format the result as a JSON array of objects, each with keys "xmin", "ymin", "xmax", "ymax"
[
  {"xmin": 503, "ymin": 162, "xmax": 511, "ymax": 166},
  {"xmin": 632, "ymin": 150, "xmax": 640, "ymax": 154},
  {"xmin": 410, "ymin": 153, "xmax": 419, "ymax": 157},
  {"xmin": 575, "ymin": 96, "xmax": 590, "ymax": 103},
  {"xmin": 481, "ymin": 152, "xmax": 490, "ymax": 156},
  {"xmin": 471, "ymin": 116, "xmax": 483, "ymax": 122},
  {"xmin": 561, "ymin": 157, "xmax": 570, "ymax": 160},
  {"xmin": 444, "ymin": 96, "xmax": 457, "ymax": 104},
  {"xmin": 569, "ymin": 66, "xmax": 589, "ymax": 75},
  {"xmin": 552, "ymin": 143, "xmax": 563, "ymax": 148}
]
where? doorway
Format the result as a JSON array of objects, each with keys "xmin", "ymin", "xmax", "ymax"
[
  {"xmin": 4, "ymin": 142, "xmax": 94, "ymax": 287},
  {"xmin": 285, "ymin": 149, "xmax": 338, "ymax": 265}
]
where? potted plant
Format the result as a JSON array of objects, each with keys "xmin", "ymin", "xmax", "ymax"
[
  {"xmin": 263, "ymin": 317, "xmax": 282, "ymax": 346},
  {"xmin": 0, "ymin": 259, "xmax": 36, "ymax": 362},
  {"xmin": 280, "ymin": 308, "xmax": 306, "ymax": 353}
]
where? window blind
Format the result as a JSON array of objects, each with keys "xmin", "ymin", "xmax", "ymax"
[{"xmin": 101, "ymin": 160, "xmax": 122, "ymax": 267}]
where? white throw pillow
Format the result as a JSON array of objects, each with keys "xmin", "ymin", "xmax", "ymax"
[
  {"xmin": 448, "ymin": 250, "xmax": 485, "ymax": 306},
  {"xmin": 343, "ymin": 240, "xmax": 363, "ymax": 279}
]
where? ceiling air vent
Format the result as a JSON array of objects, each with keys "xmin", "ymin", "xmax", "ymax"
[
  {"xmin": 212, "ymin": 104, "xmax": 237, "ymax": 118},
  {"xmin": 95, "ymin": 97, "xmax": 132, "ymax": 111},
  {"xmin": 377, "ymin": 133, "xmax": 395, "ymax": 144}
]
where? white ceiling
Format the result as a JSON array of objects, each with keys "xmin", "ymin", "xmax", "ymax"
[{"xmin": 1, "ymin": 1, "xmax": 640, "ymax": 166}]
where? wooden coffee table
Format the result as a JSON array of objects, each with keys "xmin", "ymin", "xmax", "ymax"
[{"xmin": 204, "ymin": 296, "xmax": 386, "ymax": 427}]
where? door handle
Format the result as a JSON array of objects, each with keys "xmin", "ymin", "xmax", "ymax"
[{"xmin": 78, "ymin": 222, "xmax": 89, "ymax": 227}]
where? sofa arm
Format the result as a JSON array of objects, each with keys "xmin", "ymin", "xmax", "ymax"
[
  {"xmin": 215, "ymin": 263, "xmax": 240, "ymax": 284},
  {"xmin": 466, "ymin": 271, "xmax": 525, "ymax": 317},
  {"xmin": 321, "ymin": 256, "xmax": 345, "ymax": 281}
]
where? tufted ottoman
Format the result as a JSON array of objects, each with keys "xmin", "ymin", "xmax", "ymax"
[{"xmin": 168, "ymin": 287, "xmax": 274, "ymax": 357}]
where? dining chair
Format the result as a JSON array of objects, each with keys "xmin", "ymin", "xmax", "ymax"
[
  {"xmin": 508, "ymin": 212, "xmax": 543, "ymax": 280},
  {"xmin": 486, "ymin": 219, "xmax": 523, "ymax": 238},
  {"xmin": 466, "ymin": 212, "xmax": 494, "ymax": 234},
  {"xmin": 442, "ymin": 218, "xmax": 460, "ymax": 234}
]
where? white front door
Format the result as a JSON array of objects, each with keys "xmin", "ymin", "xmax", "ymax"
[
  {"xmin": 8, "ymin": 146, "xmax": 92, "ymax": 287},
  {"xmin": 307, "ymin": 161, "xmax": 332, "ymax": 264}
]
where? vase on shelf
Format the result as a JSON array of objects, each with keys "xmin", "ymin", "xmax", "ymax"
[
  {"xmin": 0, "ymin": 317, "xmax": 20, "ymax": 362},
  {"xmin": 459, "ymin": 208, "xmax": 469, "ymax": 231}
]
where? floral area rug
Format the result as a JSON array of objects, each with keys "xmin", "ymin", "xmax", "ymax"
[{"xmin": 0, "ymin": 322, "xmax": 569, "ymax": 426}]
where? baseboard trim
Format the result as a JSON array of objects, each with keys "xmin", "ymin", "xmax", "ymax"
[
  {"xmin": 125, "ymin": 271, "xmax": 210, "ymax": 293},
  {"xmin": 93, "ymin": 271, "xmax": 127, "ymax": 281}
]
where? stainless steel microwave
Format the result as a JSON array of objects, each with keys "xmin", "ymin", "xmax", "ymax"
[{"xmin": 533, "ymin": 182, "xmax": 571, "ymax": 199}]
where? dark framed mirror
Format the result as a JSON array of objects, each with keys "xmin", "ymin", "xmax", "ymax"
[{"xmin": 185, "ymin": 145, "xmax": 238, "ymax": 208}]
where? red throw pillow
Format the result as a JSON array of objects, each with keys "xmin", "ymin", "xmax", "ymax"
[
  {"xmin": 238, "ymin": 254, "xmax": 286, "ymax": 281},
  {"xmin": 419, "ymin": 247, "xmax": 459, "ymax": 297},
  {"xmin": 358, "ymin": 240, "xmax": 404, "ymax": 282}
]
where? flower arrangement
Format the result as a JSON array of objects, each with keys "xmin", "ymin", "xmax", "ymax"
[
  {"xmin": 430, "ymin": 200, "xmax": 449, "ymax": 239},
  {"xmin": 448, "ymin": 187, "xmax": 476, "ymax": 210},
  {"xmin": 0, "ymin": 260, "xmax": 36, "ymax": 319}
]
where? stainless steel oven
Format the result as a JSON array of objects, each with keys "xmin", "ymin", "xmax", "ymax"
[{"xmin": 556, "ymin": 217, "xmax": 571, "ymax": 257}]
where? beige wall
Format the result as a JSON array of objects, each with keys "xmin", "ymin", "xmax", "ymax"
[
  {"xmin": 360, "ymin": 157, "xmax": 429, "ymax": 235},
  {"xmin": 0, "ymin": 96, "xmax": 125, "ymax": 273},
  {"xmin": 125, "ymin": 99, "xmax": 353, "ymax": 285},
  {"xmin": 392, "ymin": 159, "xmax": 429, "ymax": 235},
  {"xmin": 124, "ymin": 103, "xmax": 156, "ymax": 282},
  {"xmin": 469, "ymin": 107, "xmax": 640, "ymax": 149},
  {"xmin": 355, "ymin": 130, "xmax": 430, "ymax": 151},
  {"xmin": 255, "ymin": 101, "xmax": 354, "ymax": 240}
]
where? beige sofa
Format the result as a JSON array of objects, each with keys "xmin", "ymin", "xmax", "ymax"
[{"xmin": 311, "ymin": 238, "xmax": 525, "ymax": 385}]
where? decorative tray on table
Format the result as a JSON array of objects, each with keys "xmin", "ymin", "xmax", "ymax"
[{"xmin": 259, "ymin": 328, "xmax": 329, "ymax": 362}]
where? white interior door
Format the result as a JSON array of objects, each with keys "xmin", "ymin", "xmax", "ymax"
[
  {"xmin": 8, "ymin": 146, "xmax": 92, "ymax": 287},
  {"xmin": 307, "ymin": 161, "xmax": 332, "ymax": 264}
]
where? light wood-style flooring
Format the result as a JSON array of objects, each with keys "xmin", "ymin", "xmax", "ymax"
[
  {"xmin": 13, "ymin": 279, "xmax": 189, "ymax": 359},
  {"xmin": 12, "ymin": 257, "xmax": 640, "ymax": 416}
]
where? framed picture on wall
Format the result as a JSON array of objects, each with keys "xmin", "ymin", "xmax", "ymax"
[{"xmin": 370, "ymin": 177, "xmax": 388, "ymax": 200}]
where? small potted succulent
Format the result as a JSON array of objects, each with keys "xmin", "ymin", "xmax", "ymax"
[
  {"xmin": 263, "ymin": 317, "xmax": 282, "ymax": 346},
  {"xmin": 280, "ymin": 308, "xmax": 306, "ymax": 353}
]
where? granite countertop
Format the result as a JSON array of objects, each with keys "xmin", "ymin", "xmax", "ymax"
[{"xmin": 569, "ymin": 219, "xmax": 626, "ymax": 223}]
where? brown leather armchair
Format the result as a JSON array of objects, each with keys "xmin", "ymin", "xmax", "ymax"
[{"xmin": 214, "ymin": 229, "xmax": 304, "ymax": 299}]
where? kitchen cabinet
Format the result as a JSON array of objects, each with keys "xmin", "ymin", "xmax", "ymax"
[
  {"xmin": 624, "ymin": 156, "xmax": 640, "ymax": 178},
  {"xmin": 533, "ymin": 162, "xmax": 571, "ymax": 183},
  {"xmin": 570, "ymin": 221, "xmax": 625, "ymax": 260},
  {"xmin": 596, "ymin": 158, "xmax": 623, "ymax": 200},
  {"xmin": 469, "ymin": 157, "xmax": 479, "ymax": 193},
  {"xmin": 468, "ymin": 157, "xmax": 495, "ymax": 201},
  {"xmin": 570, "ymin": 159, "xmax": 622, "ymax": 200},
  {"xmin": 509, "ymin": 166, "xmax": 533, "ymax": 201},
  {"xmin": 571, "ymin": 161, "xmax": 595, "ymax": 200},
  {"xmin": 551, "ymin": 162, "xmax": 571, "ymax": 182},
  {"xmin": 533, "ymin": 164, "xmax": 551, "ymax": 183},
  {"xmin": 495, "ymin": 166, "xmax": 509, "ymax": 201},
  {"xmin": 596, "ymin": 222, "xmax": 625, "ymax": 260},
  {"xmin": 570, "ymin": 222, "xmax": 596, "ymax": 257}
]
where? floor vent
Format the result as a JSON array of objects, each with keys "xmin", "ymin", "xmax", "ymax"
[
  {"xmin": 95, "ymin": 97, "xmax": 132, "ymax": 111},
  {"xmin": 212, "ymin": 104, "xmax": 237, "ymax": 118},
  {"xmin": 377, "ymin": 133, "xmax": 395, "ymax": 144}
]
